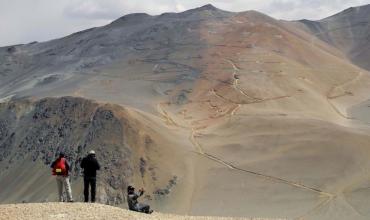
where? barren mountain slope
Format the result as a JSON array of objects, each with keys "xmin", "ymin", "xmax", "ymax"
[
  {"xmin": 297, "ymin": 4, "xmax": 370, "ymax": 71},
  {"xmin": 1, "ymin": 4, "xmax": 370, "ymax": 220},
  {"xmin": 0, "ymin": 97, "xmax": 194, "ymax": 214}
]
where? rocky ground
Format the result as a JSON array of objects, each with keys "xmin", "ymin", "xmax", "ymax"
[{"xmin": 0, "ymin": 203, "xmax": 287, "ymax": 220}]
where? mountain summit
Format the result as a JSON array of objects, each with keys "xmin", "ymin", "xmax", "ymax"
[{"xmin": 194, "ymin": 3, "xmax": 220, "ymax": 11}]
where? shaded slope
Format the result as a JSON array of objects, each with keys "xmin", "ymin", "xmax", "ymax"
[
  {"xmin": 297, "ymin": 4, "xmax": 370, "ymax": 71},
  {"xmin": 0, "ymin": 97, "xmax": 191, "ymax": 213},
  {"xmin": 0, "ymin": 5, "xmax": 232, "ymax": 111}
]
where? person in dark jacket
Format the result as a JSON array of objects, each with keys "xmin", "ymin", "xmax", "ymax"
[
  {"xmin": 80, "ymin": 150, "xmax": 100, "ymax": 203},
  {"xmin": 50, "ymin": 152, "xmax": 73, "ymax": 202},
  {"xmin": 127, "ymin": 185, "xmax": 153, "ymax": 214}
]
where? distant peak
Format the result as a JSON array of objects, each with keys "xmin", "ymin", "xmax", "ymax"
[
  {"xmin": 182, "ymin": 4, "xmax": 230, "ymax": 16},
  {"xmin": 118, "ymin": 12, "xmax": 151, "ymax": 20},
  {"xmin": 110, "ymin": 12, "xmax": 152, "ymax": 25},
  {"xmin": 321, "ymin": 3, "xmax": 370, "ymax": 21},
  {"xmin": 197, "ymin": 4, "xmax": 219, "ymax": 11}
]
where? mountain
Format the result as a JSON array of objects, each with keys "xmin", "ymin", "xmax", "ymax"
[
  {"xmin": 297, "ymin": 4, "xmax": 370, "ymax": 71},
  {"xmin": 1, "ymin": 4, "xmax": 370, "ymax": 220}
]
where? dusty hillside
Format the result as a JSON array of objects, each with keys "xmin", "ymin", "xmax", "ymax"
[{"xmin": 1, "ymin": 4, "xmax": 370, "ymax": 220}]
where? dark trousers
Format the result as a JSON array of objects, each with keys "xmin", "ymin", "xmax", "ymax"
[
  {"xmin": 84, "ymin": 177, "xmax": 96, "ymax": 202},
  {"xmin": 137, "ymin": 203, "xmax": 151, "ymax": 213}
]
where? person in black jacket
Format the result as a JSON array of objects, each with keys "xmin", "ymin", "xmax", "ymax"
[{"xmin": 80, "ymin": 150, "xmax": 100, "ymax": 203}]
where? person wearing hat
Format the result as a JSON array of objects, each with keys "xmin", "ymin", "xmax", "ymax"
[
  {"xmin": 50, "ymin": 152, "xmax": 74, "ymax": 202},
  {"xmin": 127, "ymin": 185, "xmax": 153, "ymax": 214},
  {"xmin": 81, "ymin": 150, "xmax": 100, "ymax": 203}
]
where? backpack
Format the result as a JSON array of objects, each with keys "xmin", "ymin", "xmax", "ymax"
[{"xmin": 53, "ymin": 158, "xmax": 67, "ymax": 176}]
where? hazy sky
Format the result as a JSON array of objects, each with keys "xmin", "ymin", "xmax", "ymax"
[{"xmin": 1, "ymin": 0, "xmax": 370, "ymax": 46}]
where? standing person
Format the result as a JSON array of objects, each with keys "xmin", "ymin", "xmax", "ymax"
[
  {"xmin": 81, "ymin": 150, "xmax": 100, "ymax": 203},
  {"xmin": 50, "ymin": 152, "xmax": 74, "ymax": 202},
  {"xmin": 127, "ymin": 185, "xmax": 153, "ymax": 214}
]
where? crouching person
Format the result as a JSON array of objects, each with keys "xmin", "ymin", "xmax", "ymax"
[{"xmin": 127, "ymin": 185, "xmax": 153, "ymax": 214}]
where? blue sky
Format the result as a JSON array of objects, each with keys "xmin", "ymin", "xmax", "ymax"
[{"xmin": 0, "ymin": 0, "xmax": 370, "ymax": 46}]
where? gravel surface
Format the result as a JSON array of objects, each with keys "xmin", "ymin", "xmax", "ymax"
[{"xmin": 0, "ymin": 203, "xmax": 288, "ymax": 220}]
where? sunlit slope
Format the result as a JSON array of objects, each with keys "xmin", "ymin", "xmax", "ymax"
[{"xmin": 177, "ymin": 10, "xmax": 370, "ymax": 128}]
